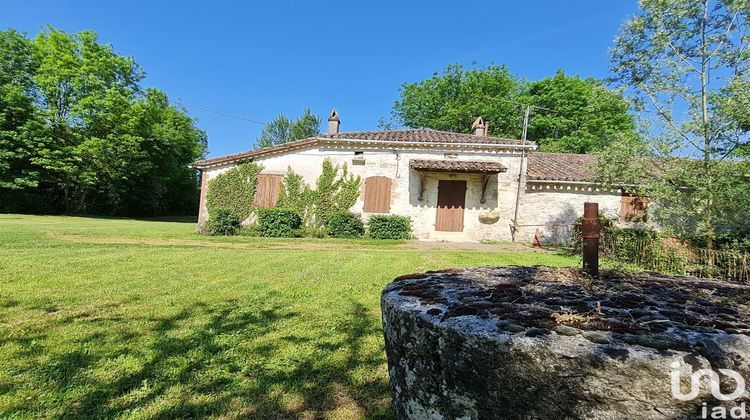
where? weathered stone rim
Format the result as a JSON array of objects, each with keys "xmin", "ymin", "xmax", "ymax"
[{"xmin": 383, "ymin": 266, "xmax": 750, "ymax": 354}]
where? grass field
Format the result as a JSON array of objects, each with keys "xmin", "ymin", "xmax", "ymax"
[{"xmin": 0, "ymin": 214, "xmax": 579, "ymax": 419}]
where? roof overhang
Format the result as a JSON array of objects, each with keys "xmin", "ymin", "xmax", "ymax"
[
  {"xmin": 191, "ymin": 137, "xmax": 535, "ymax": 170},
  {"xmin": 410, "ymin": 159, "xmax": 507, "ymax": 174}
]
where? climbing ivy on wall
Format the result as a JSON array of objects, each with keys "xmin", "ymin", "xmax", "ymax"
[
  {"xmin": 277, "ymin": 169, "xmax": 308, "ymax": 221},
  {"xmin": 277, "ymin": 158, "xmax": 361, "ymax": 228},
  {"xmin": 205, "ymin": 163, "xmax": 263, "ymax": 221}
]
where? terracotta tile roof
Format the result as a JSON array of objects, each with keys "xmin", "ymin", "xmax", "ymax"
[
  {"xmin": 191, "ymin": 138, "xmax": 319, "ymax": 169},
  {"xmin": 410, "ymin": 159, "xmax": 507, "ymax": 174},
  {"xmin": 192, "ymin": 129, "xmax": 534, "ymax": 169},
  {"xmin": 526, "ymin": 152, "xmax": 598, "ymax": 182},
  {"xmin": 323, "ymin": 129, "xmax": 533, "ymax": 146}
]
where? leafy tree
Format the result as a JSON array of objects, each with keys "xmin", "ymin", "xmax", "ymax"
[
  {"xmin": 377, "ymin": 116, "xmax": 396, "ymax": 131},
  {"xmin": 256, "ymin": 108, "xmax": 321, "ymax": 148},
  {"xmin": 0, "ymin": 30, "xmax": 47, "ymax": 193},
  {"xmin": 0, "ymin": 28, "xmax": 207, "ymax": 215},
  {"xmin": 393, "ymin": 64, "xmax": 523, "ymax": 138},
  {"xmin": 290, "ymin": 108, "xmax": 321, "ymax": 141},
  {"xmin": 393, "ymin": 64, "xmax": 637, "ymax": 152},
  {"xmin": 256, "ymin": 114, "xmax": 291, "ymax": 149},
  {"xmin": 606, "ymin": 0, "xmax": 750, "ymax": 247},
  {"xmin": 523, "ymin": 71, "xmax": 638, "ymax": 153}
]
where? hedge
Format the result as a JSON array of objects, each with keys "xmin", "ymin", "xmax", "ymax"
[
  {"xmin": 368, "ymin": 215, "xmax": 411, "ymax": 239},
  {"xmin": 327, "ymin": 212, "xmax": 365, "ymax": 238},
  {"xmin": 257, "ymin": 208, "xmax": 302, "ymax": 237},
  {"xmin": 205, "ymin": 208, "xmax": 241, "ymax": 236}
]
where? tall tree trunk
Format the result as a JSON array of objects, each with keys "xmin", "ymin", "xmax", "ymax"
[{"xmin": 700, "ymin": 0, "xmax": 714, "ymax": 248}]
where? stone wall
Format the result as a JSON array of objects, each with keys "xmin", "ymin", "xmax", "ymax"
[
  {"xmin": 201, "ymin": 144, "xmax": 527, "ymax": 242},
  {"xmin": 516, "ymin": 183, "xmax": 626, "ymax": 244},
  {"xmin": 199, "ymin": 144, "xmax": 632, "ymax": 243}
]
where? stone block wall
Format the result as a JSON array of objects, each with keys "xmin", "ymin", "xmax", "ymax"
[{"xmin": 199, "ymin": 144, "xmax": 633, "ymax": 243}]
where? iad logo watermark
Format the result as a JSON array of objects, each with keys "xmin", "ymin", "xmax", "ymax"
[{"xmin": 670, "ymin": 361, "xmax": 747, "ymax": 419}]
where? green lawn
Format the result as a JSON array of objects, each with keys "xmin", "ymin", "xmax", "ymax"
[{"xmin": 0, "ymin": 214, "xmax": 579, "ymax": 419}]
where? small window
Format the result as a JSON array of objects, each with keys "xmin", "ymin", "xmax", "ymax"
[
  {"xmin": 353, "ymin": 151, "xmax": 366, "ymax": 165},
  {"xmin": 621, "ymin": 194, "xmax": 649, "ymax": 222},
  {"xmin": 253, "ymin": 174, "xmax": 282, "ymax": 208},
  {"xmin": 354, "ymin": 151, "xmax": 364, "ymax": 156},
  {"xmin": 363, "ymin": 176, "xmax": 392, "ymax": 213}
]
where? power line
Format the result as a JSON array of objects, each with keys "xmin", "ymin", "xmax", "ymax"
[
  {"xmin": 169, "ymin": 99, "xmax": 268, "ymax": 125},
  {"xmin": 482, "ymin": 95, "xmax": 562, "ymax": 114}
]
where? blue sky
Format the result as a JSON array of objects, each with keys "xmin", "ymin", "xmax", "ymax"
[{"xmin": 3, "ymin": 1, "xmax": 639, "ymax": 158}]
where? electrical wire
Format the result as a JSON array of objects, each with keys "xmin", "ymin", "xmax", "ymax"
[{"xmin": 168, "ymin": 99, "xmax": 268, "ymax": 125}]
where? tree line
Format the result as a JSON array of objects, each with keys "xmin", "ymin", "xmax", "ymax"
[
  {"xmin": 262, "ymin": 69, "xmax": 639, "ymax": 155},
  {"xmin": 0, "ymin": 28, "xmax": 206, "ymax": 216},
  {"xmin": 4, "ymin": 0, "xmax": 749, "ymax": 252}
]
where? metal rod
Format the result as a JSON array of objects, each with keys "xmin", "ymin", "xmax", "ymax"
[{"xmin": 511, "ymin": 105, "xmax": 531, "ymax": 242}]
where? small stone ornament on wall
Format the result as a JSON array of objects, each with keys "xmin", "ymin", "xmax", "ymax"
[{"xmin": 478, "ymin": 211, "xmax": 500, "ymax": 224}]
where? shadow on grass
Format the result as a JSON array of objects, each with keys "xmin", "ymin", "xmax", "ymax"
[
  {"xmin": 57, "ymin": 214, "xmax": 198, "ymax": 224},
  {"xmin": 10, "ymin": 296, "xmax": 392, "ymax": 419}
]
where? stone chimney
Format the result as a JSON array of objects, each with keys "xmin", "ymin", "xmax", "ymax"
[
  {"xmin": 484, "ymin": 120, "xmax": 490, "ymax": 136},
  {"xmin": 327, "ymin": 109, "xmax": 340, "ymax": 135},
  {"xmin": 471, "ymin": 117, "xmax": 486, "ymax": 136}
]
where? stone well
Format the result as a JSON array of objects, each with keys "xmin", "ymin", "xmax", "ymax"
[{"xmin": 381, "ymin": 266, "xmax": 750, "ymax": 419}]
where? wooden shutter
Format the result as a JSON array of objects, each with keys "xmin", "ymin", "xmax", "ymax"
[
  {"xmin": 621, "ymin": 194, "xmax": 649, "ymax": 222},
  {"xmin": 363, "ymin": 176, "xmax": 392, "ymax": 213},
  {"xmin": 254, "ymin": 174, "xmax": 282, "ymax": 208}
]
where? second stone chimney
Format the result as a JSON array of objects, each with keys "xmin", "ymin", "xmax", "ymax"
[
  {"xmin": 471, "ymin": 117, "xmax": 486, "ymax": 136},
  {"xmin": 327, "ymin": 109, "xmax": 340, "ymax": 135}
]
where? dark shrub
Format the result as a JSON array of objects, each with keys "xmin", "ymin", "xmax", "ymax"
[
  {"xmin": 714, "ymin": 231, "xmax": 750, "ymax": 254},
  {"xmin": 205, "ymin": 208, "xmax": 241, "ymax": 236},
  {"xmin": 368, "ymin": 215, "xmax": 411, "ymax": 239},
  {"xmin": 257, "ymin": 208, "xmax": 302, "ymax": 237},
  {"xmin": 327, "ymin": 212, "xmax": 365, "ymax": 238}
]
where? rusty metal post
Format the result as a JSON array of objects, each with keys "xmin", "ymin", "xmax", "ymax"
[{"xmin": 582, "ymin": 202, "xmax": 600, "ymax": 276}]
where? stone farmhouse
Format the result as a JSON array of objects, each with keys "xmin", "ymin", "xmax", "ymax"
[{"xmin": 191, "ymin": 110, "xmax": 648, "ymax": 243}]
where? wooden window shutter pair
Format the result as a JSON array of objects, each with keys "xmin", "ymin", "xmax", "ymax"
[
  {"xmin": 253, "ymin": 174, "xmax": 283, "ymax": 208},
  {"xmin": 620, "ymin": 194, "xmax": 649, "ymax": 222},
  {"xmin": 363, "ymin": 176, "xmax": 392, "ymax": 213}
]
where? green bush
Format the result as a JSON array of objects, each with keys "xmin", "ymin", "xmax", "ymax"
[
  {"xmin": 327, "ymin": 212, "xmax": 364, "ymax": 238},
  {"xmin": 257, "ymin": 208, "xmax": 302, "ymax": 237},
  {"xmin": 368, "ymin": 215, "xmax": 411, "ymax": 239},
  {"xmin": 714, "ymin": 231, "xmax": 750, "ymax": 254},
  {"xmin": 205, "ymin": 208, "xmax": 241, "ymax": 236}
]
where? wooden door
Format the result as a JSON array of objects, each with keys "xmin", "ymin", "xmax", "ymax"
[{"xmin": 435, "ymin": 180, "xmax": 466, "ymax": 232}]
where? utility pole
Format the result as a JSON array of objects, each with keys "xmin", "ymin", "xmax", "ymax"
[{"xmin": 511, "ymin": 105, "xmax": 531, "ymax": 242}]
